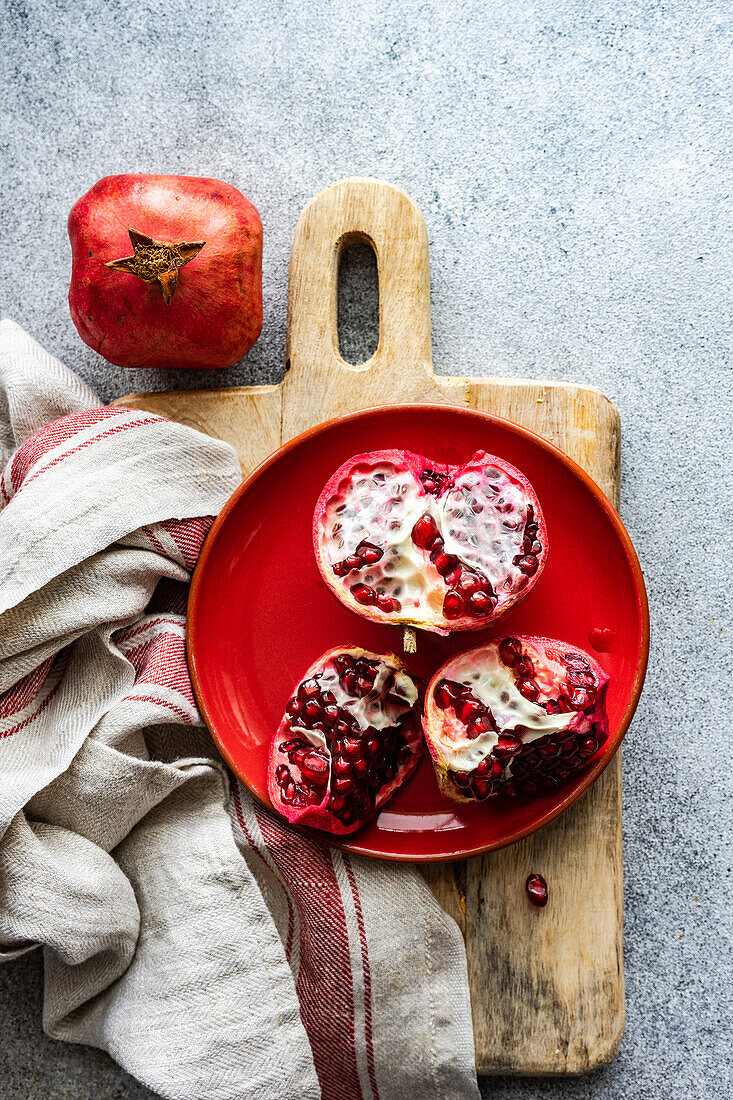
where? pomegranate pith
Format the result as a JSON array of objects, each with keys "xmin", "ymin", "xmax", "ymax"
[
  {"xmin": 423, "ymin": 636, "xmax": 610, "ymax": 803},
  {"xmin": 313, "ymin": 449, "xmax": 547, "ymax": 636},
  {"xmin": 267, "ymin": 646, "xmax": 423, "ymax": 834}
]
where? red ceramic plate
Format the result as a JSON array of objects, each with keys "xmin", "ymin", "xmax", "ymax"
[{"xmin": 188, "ymin": 404, "xmax": 649, "ymax": 861}]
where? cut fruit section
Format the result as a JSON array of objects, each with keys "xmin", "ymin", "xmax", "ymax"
[
  {"xmin": 268, "ymin": 646, "xmax": 423, "ymax": 834},
  {"xmin": 423, "ymin": 636, "xmax": 609, "ymax": 802},
  {"xmin": 313, "ymin": 449, "xmax": 547, "ymax": 637}
]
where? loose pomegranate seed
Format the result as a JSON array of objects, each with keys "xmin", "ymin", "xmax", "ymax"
[{"xmin": 526, "ymin": 873, "xmax": 548, "ymax": 908}]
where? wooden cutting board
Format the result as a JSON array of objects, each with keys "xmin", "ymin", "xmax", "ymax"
[{"xmin": 116, "ymin": 178, "xmax": 624, "ymax": 1076}]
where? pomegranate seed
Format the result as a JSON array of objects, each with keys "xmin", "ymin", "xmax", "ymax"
[
  {"xmin": 443, "ymin": 590, "xmax": 465, "ymax": 618},
  {"xmin": 456, "ymin": 571, "xmax": 481, "ymax": 596},
  {"xmin": 569, "ymin": 687, "xmax": 596, "ymax": 710},
  {"xmin": 356, "ymin": 677, "xmax": 373, "ymax": 696},
  {"xmin": 453, "ymin": 770, "xmax": 472, "ymax": 787},
  {"xmin": 351, "ymin": 584, "xmax": 376, "ymax": 605},
  {"xmin": 286, "ymin": 698, "xmax": 302, "ymax": 717},
  {"xmin": 567, "ymin": 669, "xmax": 596, "ymax": 688},
  {"xmin": 345, "ymin": 555, "xmax": 359, "ymax": 571},
  {"xmin": 474, "ymin": 757, "xmax": 492, "ymax": 777},
  {"xmin": 343, "ymin": 671, "xmax": 358, "ymax": 694},
  {"xmin": 458, "ymin": 698, "xmax": 484, "ymax": 725},
  {"xmin": 525, "ymin": 873, "xmax": 548, "ymax": 908},
  {"xmin": 342, "ymin": 738, "xmax": 364, "ymax": 759},
  {"xmin": 298, "ymin": 678, "xmax": 321, "ymax": 702},
  {"xmin": 517, "ymin": 679, "xmax": 540, "ymax": 701},
  {"xmin": 434, "ymin": 680, "xmax": 456, "ymax": 709},
  {"xmin": 467, "ymin": 590, "xmax": 493, "ymax": 615},
  {"xmin": 333, "ymin": 757, "xmax": 351, "ymax": 776},
  {"xmin": 467, "ymin": 716, "xmax": 493, "ymax": 739},
  {"xmin": 563, "ymin": 652, "xmax": 591, "ymax": 671},
  {"xmin": 429, "ymin": 537, "xmax": 445, "ymax": 560},
  {"xmin": 514, "ymin": 656, "xmax": 535, "ymax": 678},
  {"xmin": 493, "ymin": 735, "xmax": 521, "ymax": 759},
  {"xmin": 300, "ymin": 752, "xmax": 329, "ymax": 785},
  {"xmin": 515, "ymin": 554, "xmax": 539, "ymax": 576},
  {"xmin": 579, "ymin": 736, "xmax": 598, "ymax": 758},
  {"xmin": 376, "ymin": 594, "xmax": 400, "ymax": 612},
  {"xmin": 282, "ymin": 779, "xmax": 296, "ymax": 802},
  {"xmin": 334, "ymin": 777, "xmax": 355, "ymax": 795},
  {"xmin": 499, "ymin": 637, "xmax": 522, "ymax": 667},
  {"xmin": 334, "ymin": 718, "xmax": 353, "ymax": 736},
  {"xmin": 334, "ymin": 655, "xmax": 352, "ymax": 674},
  {"xmin": 411, "ymin": 513, "xmax": 439, "ymax": 549},
  {"xmin": 353, "ymin": 757, "xmax": 369, "ymax": 777},
  {"xmin": 302, "ymin": 700, "xmax": 322, "ymax": 723},
  {"xmin": 323, "ymin": 705, "xmax": 340, "ymax": 726},
  {"xmin": 472, "ymin": 777, "xmax": 492, "ymax": 800},
  {"xmin": 357, "ymin": 541, "xmax": 383, "ymax": 565},
  {"xmin": 276, "ymin": 764, "xmax": 290, "ymax": 784},
  {"xmin": 366, "ymin": 737, "xmax": 380, "ymax": 756},
  {"xmin": 434, "ymin": 551, "xmax": 458, "ymax": 576}
]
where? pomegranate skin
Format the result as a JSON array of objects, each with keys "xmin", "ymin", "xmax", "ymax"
[
  {"xmin": 313, "ymin": 449, "xmax": 548, "ymax": 636},
  {"xmin": 68, "ymin": 174, "xmax": 262, "ymax": 368},
  {"xmin": 268, "ymin": 645, "xmax": 423, "ymax": 835},
  {"xmin": 423, "ymin": 636, "xmax": 610, "ymax": 803}
]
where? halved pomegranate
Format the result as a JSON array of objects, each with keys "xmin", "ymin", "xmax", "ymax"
[
  {"xmin": 423, "ymin": 636, "xmax": 609, "ymax": 803},
  {"xmin": 267, "ymin": 646, "xmax": 423, "ymax": 834},
  {"xmin": 313, "ymin": 450, "xmax": 547, "ymax": 643}
]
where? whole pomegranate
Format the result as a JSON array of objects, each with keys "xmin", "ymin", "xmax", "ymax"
[
  {"xmin": 68, "ymin": 174, "xmax": 262, "ymax": 368},
  {"xmin": 268, "ymin": 646, "xmax": 423, "ymax": 834},
  {"xmin": 423, "ymin": 636, "xmax": 609, "ymax": 802},
  {"xmin": 313, "ymin": 449, "xmax": 547, "ymax": 639}
]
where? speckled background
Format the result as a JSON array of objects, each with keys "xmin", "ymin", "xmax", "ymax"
[{"xmin": 1, "ymin": 0, "xmax": 731, "ymax": 1097}]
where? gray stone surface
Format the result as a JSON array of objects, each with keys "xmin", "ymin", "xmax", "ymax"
[{"xmin": 1, "ymin": 0, "xmax": 731, "ymax": 1096}]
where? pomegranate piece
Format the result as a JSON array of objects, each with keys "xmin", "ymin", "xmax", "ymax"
[
  {"xmin": 423, "ymin": 636, "xmax": 609, "ymax": 803},
  {"xmin": 313, "ymin": 450, "xmax": 547, "ymax": 636},
  {"xmin": 526, "ymin": 873, "xmax": 549, "ymax": 908},
  {"xmin": 68, "ymin": 174, "xmax": 262, "ymax": 368},
  {"xmin": 268, "ymin": 646, "xmax": 423, "ymax": 834}
]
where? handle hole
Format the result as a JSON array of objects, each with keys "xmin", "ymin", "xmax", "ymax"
[{"xmin": 337, "ymin": 237, "xmax": 379, "ymax": 365}]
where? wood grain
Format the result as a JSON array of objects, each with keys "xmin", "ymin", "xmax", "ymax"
[{"xmin": 116, "ymin": 178, "xmax": 624, "ymax": 1076}]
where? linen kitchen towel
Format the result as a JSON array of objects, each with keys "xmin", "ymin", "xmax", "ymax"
[{"xmin": 0, "ymin": 320, "xmax": 479, "ymax": 1100}]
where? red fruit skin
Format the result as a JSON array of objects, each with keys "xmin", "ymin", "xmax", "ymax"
[
  {"xmin": 313, "ymin": 449, "xmax": 548, "ymax": 635},
  {"xmin": 68, "ymin": 174, "xmax": 263, "ymax": 368}
]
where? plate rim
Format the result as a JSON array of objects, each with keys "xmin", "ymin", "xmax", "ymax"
[{"xmin": 187, "ymin": 402, "xmax": 650, "ymax": 862}]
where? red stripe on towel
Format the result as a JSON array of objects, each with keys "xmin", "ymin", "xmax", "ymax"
[{"xmin": 255, "ymin": 803, "xmax": 363, "ymax": 1100}]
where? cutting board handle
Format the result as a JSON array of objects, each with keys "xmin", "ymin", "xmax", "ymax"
[{"xmin": 285, "ymin": 178, "xmax": 433, "ymax": 382}]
